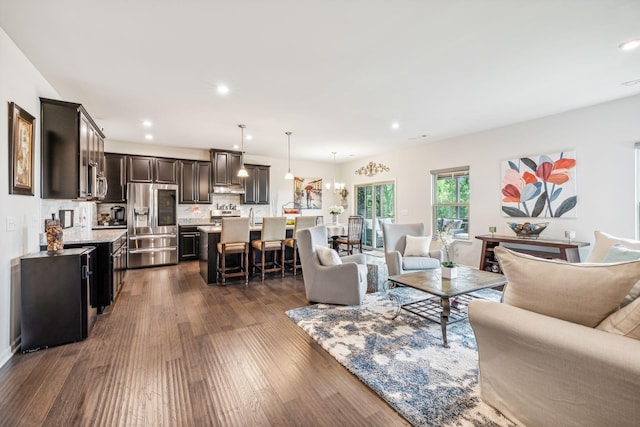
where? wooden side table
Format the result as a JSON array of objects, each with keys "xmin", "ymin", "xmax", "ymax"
[{"xmin": 475, "ymin": 234, "xmax": 589, "ymax": 274}]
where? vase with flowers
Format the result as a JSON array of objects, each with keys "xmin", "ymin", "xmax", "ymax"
[
  {"xmin": 328, "ymin": 205, "xmax": 344, "ymax": 225},
  {"xmin": 439, "ymin": 223, "xmax": 457, "ymax": 279}
]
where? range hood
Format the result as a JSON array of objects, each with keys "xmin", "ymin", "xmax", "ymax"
[{"xmin": 212, "ymin": 185, "xmax": 245, "ymax": 194}]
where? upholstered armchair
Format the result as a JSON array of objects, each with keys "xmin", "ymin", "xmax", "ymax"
[
  {"xmin": 382, "ymin": 223, "xmax": 441, "ymax": 276},
  {"xmin": 296, "ymin": 225, "xmax": 368, "ymax": 305}
]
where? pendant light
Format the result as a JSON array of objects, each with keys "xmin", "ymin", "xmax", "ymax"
[
  {"xmin": 284, "ymin": 131, "xmax": 294, "ymax": 180},
  {"xmin": 237, "ymin": 124, "xmax": 249, "ymax": 178}
]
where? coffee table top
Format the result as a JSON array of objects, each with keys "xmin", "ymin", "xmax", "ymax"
[{"xmin": 388, "ymin": 267, "xmax": 507, "ymax": 298}]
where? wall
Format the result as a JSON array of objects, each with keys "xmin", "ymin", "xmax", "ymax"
[
  {"xmin": 340, "ymin": 94, "xmax": 640, "ymax": 267},
  {"xmin": 0, "ymin": 27, "xmax": 60, "ymax": 365}
]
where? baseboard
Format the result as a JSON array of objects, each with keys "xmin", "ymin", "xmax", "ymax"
[{"xmin": 0, "ymin": 345, "xmax": 14, "ymax": 369}]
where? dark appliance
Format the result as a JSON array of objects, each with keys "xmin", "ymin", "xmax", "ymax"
[
  {"xmin": 111, "ymin": 205, "xmax": 126, "ymax": 225},
  {"xmin": 20, "ymin": 247, "xmax": 97, "ymax": 352},
  {"xmin": 127, "ymin": 183, "xmax": 179, "ymax": 268}
]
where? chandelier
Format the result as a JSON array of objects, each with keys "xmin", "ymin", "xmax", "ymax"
[
  {"xmin": 355, "ymin": 161, "xmax": 390, "ymax": 177},
  {"xmin": 325, "ymin": 152, "xmax": 345, "ymax": 194}
]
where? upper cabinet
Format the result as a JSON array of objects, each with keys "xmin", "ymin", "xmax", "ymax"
[
  {"xmin": 179, "ymin": 160, "xmax": 212, "ymax": 204},
  {"xmin": 243, "ymin": 164, "xmax": 270, "ymax": 204},
  {"xmin": 211, "ymin": 150, "xmax": 242, "ymax": 186},
  {"xmin": 103, "ymin": 153, "xmax": 127, "ymax": 203},
  {"xmin": 41, "ymin": 98, "xmax": 106, "ymax": 200},
  {"xmin": 128, "ymin": 156, "xmax": 178, "ymax": 184}
]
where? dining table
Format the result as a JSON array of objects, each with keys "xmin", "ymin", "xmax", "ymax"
[{"xmin": 326, "ymin": 224, "xmax": 346, "ymax": 250}]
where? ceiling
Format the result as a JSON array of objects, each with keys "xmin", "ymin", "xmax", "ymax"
[{"xmin": 1, "ymin": 1, "xmax": 639, "ymax": 163}]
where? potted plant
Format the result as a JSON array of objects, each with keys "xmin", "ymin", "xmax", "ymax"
[
  {"xmin": 439, "ymin": 223, "xmax": 458, "ymax": 279},
  {"xmin": 328, "ymin": 205, "xmax": 344, "ymax": 225}
]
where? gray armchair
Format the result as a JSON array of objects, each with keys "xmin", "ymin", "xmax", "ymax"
[
  {"xmin": 382, "ymin": 223, "xmax": 441, "ymax": 276},
  {"xmin": 296, "ymin": 225, "xmax": 368, "ymax": 305}
]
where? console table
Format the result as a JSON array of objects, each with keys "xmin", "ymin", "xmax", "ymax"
[{"xmin": 475, "ymin": 234, "xmax": 590, "ymax": 274}]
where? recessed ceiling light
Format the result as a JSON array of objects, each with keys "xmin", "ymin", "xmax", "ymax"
[
  {"xmin": 145, "ymin": 134, "xmax": 153, "ymax": 141},
  {"xmin": 216, "ymin": 84, "xmax": 230, "ymax": 95},
  {"xmin": 619, "ymin": 38, "xmax": 640, "ymax": 51},
  {"xmin": 142, "ymin": 120, "xmax": 152, "ymax": 128},
  {"xmin": 246, "ymin": 134, "xmax": 253, "ymax": 141},
  {"xmin": 391, "ymin": 122, "xmax": 400, "ymax": 130}
]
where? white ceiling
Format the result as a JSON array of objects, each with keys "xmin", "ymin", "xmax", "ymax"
[{"xmin": 1, "ymin": 1, "xmax": 639, "ymax": 163}]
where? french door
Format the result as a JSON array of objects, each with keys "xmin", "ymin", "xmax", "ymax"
[{"xmin": 355, "ymin": 181, "xmax": 395, "ymax": 250}]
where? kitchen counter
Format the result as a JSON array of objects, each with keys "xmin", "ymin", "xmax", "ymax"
[
  {"xmin": 63, "ymin": 228, "xmax": 127, "ymax": 245},
  {"xmin": 178, "ymin": 218, "xmax": 216, "ymax": 226},
  {"xmin": 92, "ymin": 225, "xmax": 127, "ymax": 230},
  {"xmin": 197, "ymin": 224, "xmax": 294, "ymax": 233}
]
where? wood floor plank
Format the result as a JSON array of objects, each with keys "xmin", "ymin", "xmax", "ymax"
[{"xmin": 0, "ymin": 261, "xmax": 409, "ymax": 427}]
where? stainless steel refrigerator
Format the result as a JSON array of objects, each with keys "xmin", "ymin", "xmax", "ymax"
[{"xmin": 127, "ymin": 183, "xmax": 179, "ymax": 268}]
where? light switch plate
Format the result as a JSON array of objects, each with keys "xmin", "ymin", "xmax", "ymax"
[{"xmin": 6, "ymin": 216, "xmax": 17, "ymax": 232}]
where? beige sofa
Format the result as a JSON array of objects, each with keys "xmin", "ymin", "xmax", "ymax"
[{"xmin": 469, "ymin": 240, "xmax": 640, "ymax": 426}]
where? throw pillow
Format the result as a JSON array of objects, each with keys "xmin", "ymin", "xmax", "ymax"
[
  {"xmin": 597, "ymin": 296, "xmax": 640, "ymax": 340},
  {"xmin": 403, "ymin": 235, "xmax": 432, "ymax": 257},
  {"xmin": 496, "ymin": 247, "xmax": 640, "ymax": 327},
  {"xmin": 602, "ymin": 243, "xmax": 640, "ymax": 306},
  {"xmin": 586, "ymin": 230, "xmax": 640, "ymax": 262},
  {"xmin": 316, "ymin": 245, "xmax": 342, "ymax": 266}
]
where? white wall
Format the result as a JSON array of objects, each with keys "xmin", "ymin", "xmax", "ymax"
[
  {"xmin": 340, "ymin": 94, "xmax": 640, "ymax": 267},
  {"xmin": 0, "ymin": 27, "xmax": 60, "ymax": 365}
]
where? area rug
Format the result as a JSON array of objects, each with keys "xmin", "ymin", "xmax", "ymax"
[{"xmin": 286, "ymin": 288, "xmax": 515, "ymax": 427}]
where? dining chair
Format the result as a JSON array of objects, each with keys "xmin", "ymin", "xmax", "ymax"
[
  {"xmin": 335, "ymin": 216, "xmax": 364, "ymax": 255},
  {"xmin": 217, "ymin": 217, "xmax": 251, "ymax": 285},
  {"xmin": 251, "ymin": 216, "xmax": 287, "ymax": 281},
  {"xmin": 284, "ymin": 216, "xmax": 318, "ymax": 275}
]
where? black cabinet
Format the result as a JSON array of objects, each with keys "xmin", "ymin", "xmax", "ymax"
[
  {"xmin": 243, "ymin": 164, "xmax": 270, "ymax": 204},
  {"xmin": 103, "ymin": 153, "xmax": 127, "ymax": 202},
  {"xmin": 179, "ymin": 226, "xmax": 200, "ymax": 261},
  {"xmin": 20, "ymin": 247, "xmax": 97, "ymax": 352},
  {"xmin": 211, "ymin": 150, "xmax": 242, "ymax": 186},
  {"xmin": 179, "ymin": 160, "xmax": 212, "ymax": 204},
  {"xmin": 40, "ymin": 98, "xmax": 106, "ymax": 200},
  {"xmin": 128, "ymin": 156, "xmax": 178, "ymax": 184}
]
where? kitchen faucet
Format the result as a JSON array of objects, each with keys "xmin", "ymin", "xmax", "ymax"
[{"xmin": 249, "ymin": 207, "xmax": 254, "ymax": 226}]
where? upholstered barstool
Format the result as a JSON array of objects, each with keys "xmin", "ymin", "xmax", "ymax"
[
  {"xmin": 284, "ymin": 216, "xmax": 318, "ymax": 275},
  {"xmin": 335, "ymin": 216, "xmax": 364, "ymax": 255},
  {"xmin": 251, "ymin": 216, "xmax": 287, "ymax": 281},
  {"xmin": 217, "ymin": 217, "xmax": 250, "ymax": 285}
]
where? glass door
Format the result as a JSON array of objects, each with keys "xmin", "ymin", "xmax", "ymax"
[{"xmin": 355, "ymin": 181, "xmax": 395, "ymax": 250}]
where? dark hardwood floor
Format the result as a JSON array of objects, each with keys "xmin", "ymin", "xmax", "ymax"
[{"xmin": 0, "ymin": 262, "xmax": 409, "ymax": 426}]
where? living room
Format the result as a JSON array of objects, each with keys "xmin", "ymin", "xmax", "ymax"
[{"xmin": 1, "ymin": 2, "xmax": 640, "ymax": 425}]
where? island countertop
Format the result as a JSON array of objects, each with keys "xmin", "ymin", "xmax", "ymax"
[
  {"xmin": 60, "ymin": 228, "xmax": 127, "ymax": 245},
  {"xmin": 198, "ymin": 224, "xmax": 294, "ymax": 233}
]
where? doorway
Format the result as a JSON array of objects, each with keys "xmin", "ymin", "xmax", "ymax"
[{"xmin": 355, "ymin": 181, "xmax": 395, "ymax": 250}]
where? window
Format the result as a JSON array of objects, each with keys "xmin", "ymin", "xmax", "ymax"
[
  {"xmin": 432, "ymin": 167, "xmax": 470, "ymax": 239},
  {"xmin": 355, "ymin": 181, "xmax": 395, "ymax": 250}
]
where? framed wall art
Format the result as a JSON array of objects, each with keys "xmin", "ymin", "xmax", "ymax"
[
  {"xmin": 294, "ymin": 177, "xmax": 323, "ymax": 209},
  {"xmin": 501, "ymin": 150, "xmax": 577, "ymax": 218},
  {"xmin": 8, "ymin": 102, "xmax": 35, "ymax": 196}
]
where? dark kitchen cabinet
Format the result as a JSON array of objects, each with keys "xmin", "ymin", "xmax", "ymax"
[
  {"xmin": 20, "ymin": 247, "xmax": 97, "ymax": 352},
  {"xmin": 128, "ymin": 156, "xmax": 153, "ymax": 182},
  {"xmin": 179, "ymin": 160, "xmax": 212, "ymax": 204},
  {"xmin": 128, "ymin": 156, "xmax": 178, "ymax": 184},
  {"xmin": 211, "ymin": 150, "xmax": 242, "ymax": 186},
  {"xmin": 103, "ymin": 153, "xmax": 127, "ymax": 202},
  {"xmin": 243, "ymin": 164, "xmax": 270, "ymax": 204},
  {"xmin": 40, "ymin": 98, "xmax": 106, "ymax": 200},
  {"xmin": 155, "ymin": 158, "xmax": 178, "ymax": 184},
  {"xmin": 179, "ymin": 225, "xmax": 200, "ymax": 261}
]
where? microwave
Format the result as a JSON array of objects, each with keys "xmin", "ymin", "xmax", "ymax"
[{"xmin": 88, "ymin": 162, "xmax": 108, "ymax": 201}]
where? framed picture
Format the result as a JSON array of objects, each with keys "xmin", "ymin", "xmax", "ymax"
[
  {"xmin": 293, "ymin": 177, "xmax": 323, "ymax": 209},
  {"xmin": 8, "ymin": 102, "xmax": 35, "ymax": 196}
]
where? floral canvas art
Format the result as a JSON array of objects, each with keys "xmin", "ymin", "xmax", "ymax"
[{"xmin": 501, "ymin": 151, "xmax": 577, "ymax": 218}]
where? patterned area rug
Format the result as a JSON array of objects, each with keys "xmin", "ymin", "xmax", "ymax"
[{"xmin": 286, "ymin": 287, "xmax": 515, "ymax": 427}]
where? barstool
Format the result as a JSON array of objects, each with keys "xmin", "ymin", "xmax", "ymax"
[
  {"xmin": 284, "ymin": 216, "xmax": 318, "ymax": 275},
  {"xmin": 217, "ymin": 217, "xmax": 250, "ymax": 285},
  {"xmin": 251, "ymin": 216, "xmax": 287, "ymax": 281}
]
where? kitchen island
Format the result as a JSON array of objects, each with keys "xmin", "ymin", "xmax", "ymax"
[
  {"xmin": 43, "ymin": 228, "xmax": 128, "ymax": 313},
  {"xmin": 199, "ymin": 224, "xmax": 294, "ymax": 285}
]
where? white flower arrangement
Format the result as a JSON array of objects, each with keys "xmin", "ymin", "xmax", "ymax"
[{"xmin": 328, "ymin": 205, "xmax": 344, "ymax": 215}]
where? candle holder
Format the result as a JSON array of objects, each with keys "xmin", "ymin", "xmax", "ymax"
[
  {"xmin": 565, "ymin": 230, "xmax": 576, "ymax": 243},
  {"xmin": 489, "ymin": 226, "xmax": 497, "ymax": 237}
]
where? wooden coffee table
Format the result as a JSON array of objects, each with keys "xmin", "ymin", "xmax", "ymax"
[{"xmin": 388, "ymin": 267, "xmax": 507, "ymax": 347}]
